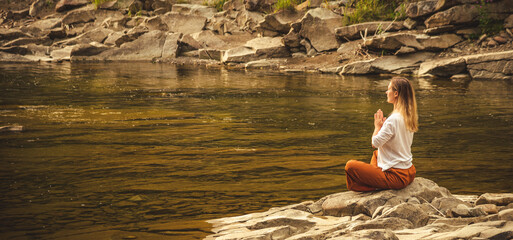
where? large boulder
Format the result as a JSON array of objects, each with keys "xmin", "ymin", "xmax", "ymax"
[
  {"xmin": 405, "ymin": 0, "xmax": 438, "ymax": 18},
  {"xmin": 256, "ymin": 10, "xmax": 305, "ymax": 35},
  {"xmin": 321, "ymin": 178, "xmax": 452, "ymax": 217},
  {"xmin": 97, "ymin": 30, "xmax": 180, "ymax": 61},
  {"xmin": 335, "ymin": 21, "xmax": 404, "ymax": 41},
  {"xmin": 299, "ymin": 8, "xmax": 345, "ymax": 52},
  {"xmin": 418, "ymin": 57, "xmax": 466, "ymax": 77},
  {"xmin": 161, "ymin": 12, "xmax": 207, "ymax": 35},
  {"xmin": 55, "ymin": 0, "xmax": 89, "ymax": 12},
  {"xmin": 424, "ymin": 4, "xmax": 478, "ymax": 28},
  {"xmin": 245, "ymin": 36, "xmax": 290, "ymax": 58}
]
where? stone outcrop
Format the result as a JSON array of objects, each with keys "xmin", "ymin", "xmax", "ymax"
[
  {"xmin": 0, "ymin": 0, "xmax": 511, "ymax": 79},
  {"xmin": 335, "ymin": 21, "xmax": 404, "ymax": 41},
  {"xmin": 299, "ymin": 8, "xmax": 344, "ymax": 52},
  {"xmin": 363, "ymin": 32, "xmax": 462, "ymax": 51},
  {"xmin": 207, "ymin": 177, "xmax": 513, "ymax": 240},
  {"xmin": 425, "ymin": 4, "xmax": 479, "ymax": 29}
]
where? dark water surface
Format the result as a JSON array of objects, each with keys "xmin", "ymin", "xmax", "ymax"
[{"xmin": 1, "ymin": 63, "xmax": 512, "ymax": 239}]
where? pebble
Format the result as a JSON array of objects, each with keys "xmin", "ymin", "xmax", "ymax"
[
  {"xmin": 487, "ymin": 39, "xmax": 498, "ymax": 47},
  {"xmin": 493, "ymin": 36, "xmax": 507, "ymax": 44}
]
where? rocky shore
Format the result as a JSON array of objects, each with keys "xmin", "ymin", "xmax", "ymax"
[
  {"xmin": 1, "ymin": 0, "xmax": 513, "ymax": 79},
  {"xmin": 206, "ymin": 177, "xmax": 513, "ymax": 240}
]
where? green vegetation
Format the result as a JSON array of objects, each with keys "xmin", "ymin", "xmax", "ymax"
[
  {"xmin": 91, "ymin": 0, "xmax": 108, "ymax": 9},
  {"xmin": 273, "ymin": 0, "xmax": 299, "ymax": 12},
  {"xmin": 343, "ymin": 0, "xmax": 407, "ymax": 25},
  {"xmin": 477, "ymin": 0, "xmax": 503, "ymax": 35}
]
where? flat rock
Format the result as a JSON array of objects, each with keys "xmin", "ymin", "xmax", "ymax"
[
  {"xmin": 335, "ymin": 21, "xmax": 404, "ymax": 41},
  {"xmin": 465, "ymin": 50, "xmax": 513, "ymax": 80},
  {"xmin": 62, "ymin": 8, "xmax": 95, "ymax": 26},
  {"xmin": 364, "ymin": 32, "xmax": 462, "ymax": 51},
  {"xmin": 55, "ymin": 0, "xmax": 89, "ymax": 12},
  {"xmin": 419, "ymin": 56, "xmax": 466, "ymax": 77},
  {"xmin": 245, "ymin": 59, "xmax": 285, "ymax": 69},
  {"xmin": 339, "ymin": 59, "xmax": 375, "ymax": 75},
  {"xmin": 96, "ymin": 30, "xmax": 170, "ymax": 61},
  {"xmin": 476, "ymin": 193, "xmax": 513, "ymax": 206},
  {"xmin": 0, "ymin": 29, "xmax": 32, "ymax": 43},
  {"xmin": 70, "ymin": 42, "xmax": 110, "ymax": 59},
  {"xmin": 371, "ymin": 52, "xmax": 435, "ymax": 74},
  {"xmin": 299, "ymin": 8, "xmax": 345, "ymax": 52}
]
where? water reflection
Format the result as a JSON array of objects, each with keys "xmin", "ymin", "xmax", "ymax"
[{"xmin": 0, "ymin": 62, "xmax": 512, "ymax": 239}]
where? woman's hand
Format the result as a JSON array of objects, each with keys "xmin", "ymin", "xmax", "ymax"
[
  {"xmin": 374, "ymin": 109, "xmax": 386, "ymax": 129},
  {"xmin": 372, "ymin": 109, "xmax": 387, "ymax": 147}
]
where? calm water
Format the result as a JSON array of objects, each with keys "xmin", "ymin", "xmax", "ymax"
[{"xmin": 0, "ymin": 63, "xmax": 512, "ymax": 239}]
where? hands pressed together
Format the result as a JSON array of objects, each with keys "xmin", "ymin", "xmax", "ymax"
[{"xmin": 374, "ymin": 109, "xmax": 386, "ymax": 130}]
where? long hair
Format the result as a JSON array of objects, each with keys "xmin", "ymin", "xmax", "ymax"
[{"xmin": 391, "ymin": 77, "xmax": 418, "ymax": 132}]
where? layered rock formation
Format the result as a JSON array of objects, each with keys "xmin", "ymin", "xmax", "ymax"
[
  {"xmin": 0, "ymin": 0, "xmax": 512, "ymax": 79},
  {"xmin": 207, "ymin": 177, "xmax": 513, "ymax": 240}
]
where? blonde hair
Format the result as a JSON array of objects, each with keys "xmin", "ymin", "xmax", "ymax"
[{"xmin": 391, "ymin": 77, "xmax": 418, "ymax": 132}]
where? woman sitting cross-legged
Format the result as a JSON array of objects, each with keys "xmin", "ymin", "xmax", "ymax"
[{"xmin": 345, "ymin": 77, "xmax": 418, "ymax": 192}]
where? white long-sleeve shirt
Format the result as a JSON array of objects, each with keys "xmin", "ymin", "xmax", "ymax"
[{"xmin": 371, "ymin": 112, "xmax": 413, "ymax": 171}]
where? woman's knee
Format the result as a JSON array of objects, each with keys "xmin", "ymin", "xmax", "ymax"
[{"xmin": 345, "ymin": 160, "xmax": 358, "ymax": 172}]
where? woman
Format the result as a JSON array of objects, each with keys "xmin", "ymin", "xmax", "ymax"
[{"xmin": 345, "ymin": 77, "xmax": 418, "ymax": 192}]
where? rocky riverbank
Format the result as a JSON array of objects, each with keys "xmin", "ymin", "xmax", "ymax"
[
  {"xmin": 206, "ymin": 177, "xmax": 513, "ymax": 240},
  {"xmin": 1, "ymin": 0, "xmax": 512, "ymax": 79}
]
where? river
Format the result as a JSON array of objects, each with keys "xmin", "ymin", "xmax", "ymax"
[{"xmin": 0, "ymin": 62, "xmax": 512, "ymax": 239}]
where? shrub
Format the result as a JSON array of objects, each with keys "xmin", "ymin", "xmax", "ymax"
[
  {"xmin": 274, "ymin": 0, "xmax": 298, "ymax": 12},
  {"xmin": 477, "ymin": 0, "xmax": 503, "ymax": 35},
  {"xmin": 343, "ymin": 0, "xmax": 407, "ymax": 25},
  {"xmin": 91, "ymin": 0, "xmax": 108, "ymax": 9}
]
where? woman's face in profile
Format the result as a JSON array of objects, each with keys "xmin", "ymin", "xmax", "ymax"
[{"xmin": 386, "ymin": 82, "xmax": 398, "ymax": 104}]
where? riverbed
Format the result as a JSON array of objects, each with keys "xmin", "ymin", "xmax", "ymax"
[{"xmin": 0, "ymin": 62, "xmax": 512, "ymax": 239}]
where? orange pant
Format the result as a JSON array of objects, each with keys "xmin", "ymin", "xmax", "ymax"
[{"xmin": 344, "ymin": 150, "xmax": 416, "ymax": 192}]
